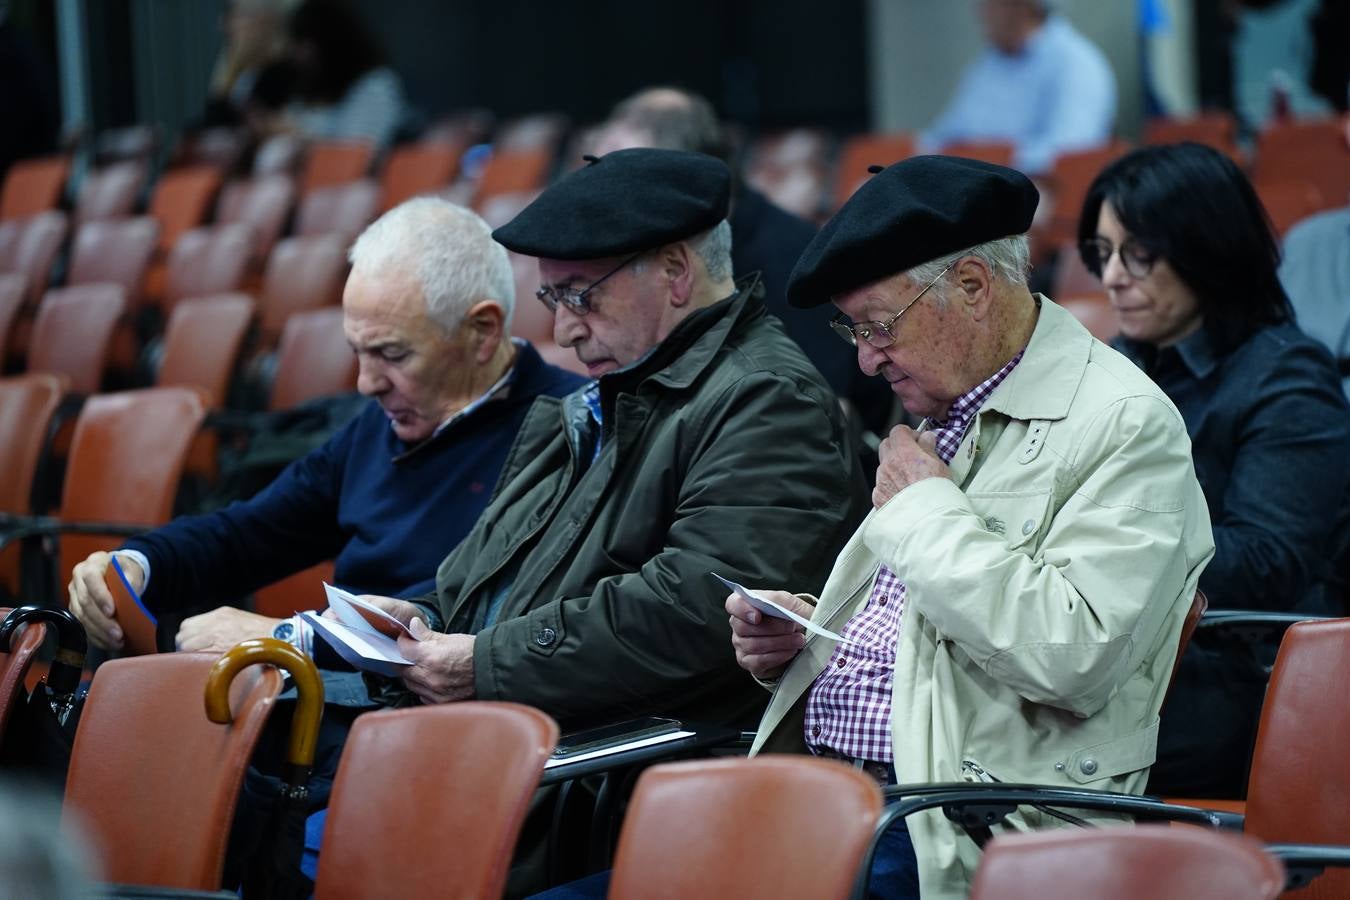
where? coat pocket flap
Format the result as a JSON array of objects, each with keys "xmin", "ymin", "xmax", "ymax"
[
  {"xmin": 965, "ymin": 489, "xmax": 1054, "ymax": 551},
  {"xmin": 1065, "ymin": 717, "xmax": 1159, "ymax": 783}
]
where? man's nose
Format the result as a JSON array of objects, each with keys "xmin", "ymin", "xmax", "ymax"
[
  {"xmin": 856, "ymin": 340, "xmax": 888, "ymax": 377},
  {"xmin": 356, "ymin": 356, "xmax": 388, "ymax": 395},
  {"xmin": 553, "ymin": 306, "xmax": 587, "ymax": 348}
]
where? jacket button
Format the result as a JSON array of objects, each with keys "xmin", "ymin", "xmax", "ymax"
[
  {"xmin": 1021, "ymin": 519, "xmax": 1036, "ymax": 535},
  {"xmin": 1054, "ymin": 762, "xmax": 1065, "ymax": 772},
  {"xmin": 534, "ymin": 628, "xmax": 557, "ymax": 647},
  {"xmin": 1080, "ymin": 758, "xmax": 1098, "ymax": 776}
]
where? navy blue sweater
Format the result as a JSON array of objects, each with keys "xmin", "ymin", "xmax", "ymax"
[{"xmin": 127, "ymin": 342, "xmax": 587, "ymax": 614}]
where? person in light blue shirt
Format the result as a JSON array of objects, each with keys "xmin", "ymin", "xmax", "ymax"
[
  {"xmin": 1280, "ymin": 204, "xmax": 1350, "ymax": 400},
  {"xmin": 919, "ymin": 0, "xmax": 1117, "ymax": 176}
]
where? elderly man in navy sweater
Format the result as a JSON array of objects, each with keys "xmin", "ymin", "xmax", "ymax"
[{"xmin": 66, "ymin": 198, "xmax": 587, "ymax": 660}]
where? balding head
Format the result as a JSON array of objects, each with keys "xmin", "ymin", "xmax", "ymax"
[{"xmin": 595, "ymin": 86, "xmax": 727, "ymax": 161}]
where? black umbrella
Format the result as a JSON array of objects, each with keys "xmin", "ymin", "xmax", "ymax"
[
  {"xmin": 0, "ymin": 605, "xmax": 88, "ymax": 789},
  {"xmin": 204, "ymin": 637, "xmax": 323, "ymax": 900}
]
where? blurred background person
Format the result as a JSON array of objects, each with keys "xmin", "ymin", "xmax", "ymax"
[
  {"xmin": 0, "ymin": 779, "xmax": 95, "ymax": 900},
  {"xmin": 201, "ymin": 0, "xmax": 294, "ymax": 128},
  {"xmin": 593, "ymin": 86, "xmax": 896, "ymax": 442},
  {"xmin": 267, "ymin": 0, "xmax": 408, "ymax": 149},
  {"xmin": 1229, "ymin": 0, "xmax": 1335, "ymax": 129},
  {"xmin": 918, "ymin": 0, "xmax": 1117, "ymax": 177},
  {"xmin": 1079, "ymin": 141, "xmax": 1350, "ymax": 796}
]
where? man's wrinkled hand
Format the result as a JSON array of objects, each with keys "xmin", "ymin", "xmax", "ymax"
[
  {"xmin": 68, "ymin": 551, "xmax": 139, "ymax": 651},
  {"xmin": 873, "ymin": 425, "xmax": 950, "ymax": 509},
  {"xmin": 176, "ymin": 607, "xmax": 282, "ymax": 652},
  {"xmin": 398, "ymin": 619, "xmax": 475, "ymax": 704},
  {"xmin": 727, "ymin": 589, "xmax": 809, "ymax": 680}
]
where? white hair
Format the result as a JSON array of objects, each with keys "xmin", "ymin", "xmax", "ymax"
[
  {"xmin": 904, "ymin": 234, "xmax": 1032, "ymax": 295},
  {"xmin": 687, "ymin": 219, "xmax": 733, "ymax": 281},
  {"xmin": 348, "ymin": 197, "xmax": 516, "ymax": 332}
]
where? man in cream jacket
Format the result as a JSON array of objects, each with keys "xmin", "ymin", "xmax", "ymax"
[{"xmin": 730, "ymin": 156, "xmax": 1214, "ymax": 899}]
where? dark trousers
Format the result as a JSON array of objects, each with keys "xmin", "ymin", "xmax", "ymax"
[{"xmin": 1148, "ymin": 642, "xmax": 1266, "ymax": 798}]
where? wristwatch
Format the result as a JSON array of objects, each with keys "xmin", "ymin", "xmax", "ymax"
[
  {"xmin": 272, "ymin": 620, "xmax": 297, "ymax": 645},
  {"xmin": 272, "ymin": 617, "xmax": 311, "ymax": 656}
]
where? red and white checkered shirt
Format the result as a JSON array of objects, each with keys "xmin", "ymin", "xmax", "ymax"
[{"xmin": 804, "ymin": 350, "xmax": 1025, "ymax": 762}]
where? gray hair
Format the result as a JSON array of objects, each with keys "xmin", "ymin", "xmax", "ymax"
[
  {"xmin": 349, "ymin": 197, "xmax": 516, "ymax": 332},
  {"xmin": 687, "ymin": 220, "xmax": 734, "ymax": 281},
  {"xmin": 904, "ymin": 234, "xmax": 1031, "ymax": 295}
]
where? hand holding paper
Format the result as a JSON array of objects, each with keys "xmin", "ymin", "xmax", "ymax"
[
  {"xmin": 302, "ymin": 584, "xmax": 426, "ymax": 677},
  {"xmin": 713, "ymin": 573, "xmax": 860, "ymax": 647}
]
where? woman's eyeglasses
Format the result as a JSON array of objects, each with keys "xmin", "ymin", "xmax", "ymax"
[{"xmin": 1080, "ymin": 237, "xmax": 1157, "ymax": 279}]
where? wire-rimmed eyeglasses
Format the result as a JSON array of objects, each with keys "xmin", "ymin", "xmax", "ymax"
[
  {"xmin": 535, "ymin": 252, "xmax": 643, "ymax": 316},
  {"xmin": 829, "ymin": 261, "xmax": 956, "ymax": 349}
]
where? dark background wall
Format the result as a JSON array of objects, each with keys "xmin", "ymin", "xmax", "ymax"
[{"xmin": 350, "ymin": 0, "xmax": 868, "ymax": 130}]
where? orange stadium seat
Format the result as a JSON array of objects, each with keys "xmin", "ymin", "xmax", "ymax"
[
  {"xmin": 1143, "ymin": 111, "xmax": 1241, "ymax": 161},
  {"xmin": 256, "ymin": 234, "xmax": 348, "ymax": 347},
  {"xmin": 48, "ymin": 387, "xmax": 208, "ymax": 600},
  {"xmin": 64, "ymin": 652, "xmax": 282, "ymax": 890},
  {"xmin": 27, "ymin": 285, "xmax": 126, "ymax": 395},
  {"xmin": 148, "ymin": 165, "xmax": 225, "ymax": 255},
  {"xmin": 0, "ymin": 155, "xmax": 70, "ymax": 220},
  {"xmin": 300, "ymin": 140, "xmax": 375, "ymax": 197},
  {"xmin": 1255, "ymin": 117, "xmax": 1350, "ymax": 210},
  {"xmin": 295, "ymin": 179, "xmax": 380, "ymax": 246},
  {"xmin": 315, "ymin": 703, "xmax": 558, "ymax": 899},
  {"xmin": 161, "ymin": 223, "xmax": 254, "ymax": 316},
  {"xmin": 834, "ymin": 132, "xmax": 916, "ymax": 209},
  {"xmin": 252, "ymin": 560, "xmax": 335, "ymax": 620},
  {"xmin": 268, "ymin": 307, "xmax": 356, "ymax": 411},
  {"xmin": 0, "ymin": 375, "xmax": 68, "ymax": 597},
  {"xmin": 0, "ymin": 274, "xmax": 26, "ymax": 363},
  {"xmin": 157, "ymin": 294, "xmax": 255, "ymax": 409},
  {"xmin": 1239, "ymin": 619, "xmax": 1350, "ymax": 900},
  {"xmin": 74, "ymin": 161, "xmax": 148, "ymax": 227},
  {"xmin": 609, "ymin": 757, "xmax": 881, "ymax": 900},
  {"xmin": 379, "ymin": 141, "xmax": 463, "ymax": 212},
  {"xmin": 938, "ymin": 140, "xmax": 1015, "ymax": 167},
  {"xmin": 1254, "ymin": 179, "xmax": 1326, "ymax": 238},
  {"xmin": 473, "ymin": 148, "xmax": 554, "ymax": 208},
  {"xmin": 0, "ymin": 210, "xmax": 67, "ymax": 305},
  {"xmin": 67, "ymin": 217, "xmax": 160, "ymax": 313},
  {"xmin": 1045, "ymin": 140, "xmax": 1132, "ymax": 246},
  {"xmin": 217, "ymin": 174, "xmax": 297, "ymax": 268},
  {"xmin": 970, "ymin": 827, "xmax": 1283, "ymax": 900}
]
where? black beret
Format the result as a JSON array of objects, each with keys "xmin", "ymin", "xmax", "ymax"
[
  {"xmin": 787, "ymin": 155, "xmax": 1039, "ymax": 308},
  {"xmin": 492, "ymin": 148, "xmax": 731, "ymax": 260}
]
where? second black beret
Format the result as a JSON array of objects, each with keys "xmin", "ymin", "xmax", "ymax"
[{"xmin": 787, "ymin": 155, "xmax": 1039, "ymax": 308}]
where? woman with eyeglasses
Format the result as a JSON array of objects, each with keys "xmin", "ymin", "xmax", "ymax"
[{"xmin": 1077, "ymin": 141, "xmax": 1350, "ymax": 797}]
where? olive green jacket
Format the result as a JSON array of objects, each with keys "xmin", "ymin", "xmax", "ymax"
[
  {"xmin": 421, "ymin": 281, "xmax": 869, "ymax": 730},
  {"xmin": 750, "ymin": 298, "xmax": 1215, "ymax": 898}
]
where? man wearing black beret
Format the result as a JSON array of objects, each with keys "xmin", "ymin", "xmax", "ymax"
[
  {"xmin": 731, "ymin": 155, "xmax": 1214, "ymax": 899},
  {"xmin": 350, "ymin": 147, "xmax": 867, "ymax": 887}
]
